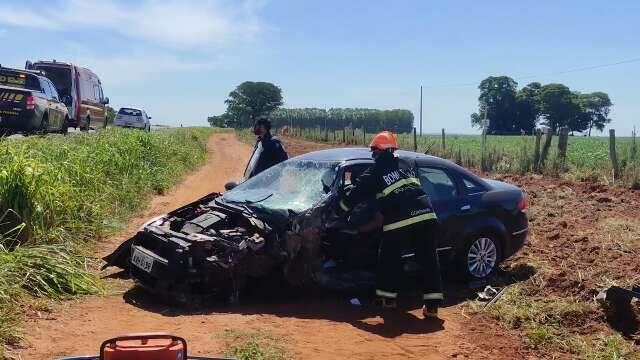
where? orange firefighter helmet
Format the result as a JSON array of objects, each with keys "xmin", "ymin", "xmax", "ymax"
[{"xmin": 369, "ymin": 131, "xmax": 398, "ymax": 151}]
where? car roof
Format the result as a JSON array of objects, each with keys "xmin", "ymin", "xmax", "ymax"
[
  {"xmin": 119, "ymin": 106, "xmax": 144, "ymax": 111},
  {"xmin": 293, "ymin": 147, "xmax": 452, "ymax": 166},
  {"xmin": 292, "ymin": 147, "xmax": 487, "ymax": 183}
]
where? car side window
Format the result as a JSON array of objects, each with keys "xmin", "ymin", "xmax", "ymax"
[
  {"xmin": 417, "ymin": 167, "xmax": 457, "ymax": 201},
  {"xmin": 40, "ymin": 79, "xmax": 51, "ymax": 96},
  {"xmin": 48, "ymin": 80, "xmax": 60, "ymax": 101},
  {"xmin": 462, "ymin": 177, "xmax": 485, "ymax": 194},
  {"xmin": 93, "ymin": 84, "xmax": 100, "ymax": 101},
  {"xmin": 342, "ymin": 164, "xmax": 371, "ymax": 188}
]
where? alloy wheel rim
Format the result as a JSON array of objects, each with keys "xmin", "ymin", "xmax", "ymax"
[{"xmin": 467, "ymin": 237, "xmax": 497, "ymax": 278}]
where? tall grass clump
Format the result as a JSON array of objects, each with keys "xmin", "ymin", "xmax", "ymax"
[
  {"xmin": 0, "ymin": 127, "xmax": 214, "ymax": 246},
  {"xmin": 0, "ymin": 127, "xmax": 215, "ymax": 353}
]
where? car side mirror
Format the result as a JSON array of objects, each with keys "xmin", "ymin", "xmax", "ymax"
[
  {"xmin": 61, "ymin": 95, "xmax": 72, "ymax": 106},
  {"xmin": 148, "ymin": 116, "xmax": 152, "ymax": 119},
  {"xmin": 224, "ymin": 181, "xmax": 238, "ymax": 191},
  {"xmin": 102, "ymin": 97, "xmax": 109, "ymax": 105}
]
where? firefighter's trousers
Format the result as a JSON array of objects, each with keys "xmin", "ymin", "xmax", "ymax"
[{"xmin": 375, "ymin": 219, "xmax": 444, "ymax": 306}]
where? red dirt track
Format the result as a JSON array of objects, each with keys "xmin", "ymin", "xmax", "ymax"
[{"xmin": 16, "ymin": 133, "xmax": 532, "ymax": 359}]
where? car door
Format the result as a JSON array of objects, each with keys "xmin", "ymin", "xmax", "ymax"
[{"xmin": 416, "ymin": 166, "xmax": 463, "ymax": 249}]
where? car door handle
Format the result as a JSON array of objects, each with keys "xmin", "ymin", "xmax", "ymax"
[{"xmin": 460, "ymin": 205, "xmax": 471, "ymax": 211}]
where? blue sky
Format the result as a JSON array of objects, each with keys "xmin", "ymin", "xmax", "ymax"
[{"xmin": 1, "ymin": 0, "xmax": 638, "ymax": 134}]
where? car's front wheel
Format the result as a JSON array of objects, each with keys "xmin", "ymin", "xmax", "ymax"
[{"xmin": 457, "ymin": 234, "xmax": 501, "ymax": 280}]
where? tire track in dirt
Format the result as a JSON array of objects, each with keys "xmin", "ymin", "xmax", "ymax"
[{"xmin": 17, "ymin": 133, "xmax": 529, "ymax": 360}]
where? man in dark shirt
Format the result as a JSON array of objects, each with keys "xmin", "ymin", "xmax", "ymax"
[
  {"xmin": 339, "ymin": 131, "xmax": 444, "ymax": 318},
  {"xmin": 245, "ymin": 117, "xmax": 288, "ymax": 179}
]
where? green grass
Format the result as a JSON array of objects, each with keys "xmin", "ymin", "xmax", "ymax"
[
  {"xmin": 0, "ymin": 127, "xmax": 217, "ymax": 355},
  {"xmin": 473, "ymin": 286, "xmax": 639, "ymax": 359},
  {"xmin": 219, "ymin": 329, "xmax": 288, "ymax": 360}
]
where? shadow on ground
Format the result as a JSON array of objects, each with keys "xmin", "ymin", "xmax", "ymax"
[{"xmin": 119, "ymin": 263, "xmax": 536, "ymax": 339}]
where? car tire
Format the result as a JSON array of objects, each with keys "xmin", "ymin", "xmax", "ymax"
[
  {"xmin": 81, "ymin": 116, "xmax": 90, "ymax": 132},
  {"xmin": 455, "ymin": 233, "xmax": 501, "ymax": 280},
  {"xmin": 39, "ymin": 115, "xmax": 50, "ymax": 134},
  {"xmin": 61, "ymin": 117, "xmax": 69, "ymax": 135}
]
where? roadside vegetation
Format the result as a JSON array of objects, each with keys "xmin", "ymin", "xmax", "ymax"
[
  {"xmin": 219, "ymin": 329, "xmax": 288, "ymax": 360},
  {"xmin": 276, "ymin": 127, "xmax": 640, "ymax": 188},
  {"xmin": 0, "ymin": 127, "xmax": 216, "ymax": 356}
]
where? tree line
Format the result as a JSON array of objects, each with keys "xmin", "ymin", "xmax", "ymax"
[
  {"xmin": 269, "ymin": 108, "xmax": 414, "ymax": 133},
  {"xmin": 471, "ymin": 76, "xmax": 612, "ymax": 135},
  {"xmin": 207, "ymin": 81, "xmax": 414, "ymax": 133}
]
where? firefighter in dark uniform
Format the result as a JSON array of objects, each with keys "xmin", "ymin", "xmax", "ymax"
[
  {"xmin": 338, "ymin": 131, "xmax": 444, "ymax": 318},
  {"xmin": 247, "ymin": 117, "xmax": 288, "ymax": 178}
]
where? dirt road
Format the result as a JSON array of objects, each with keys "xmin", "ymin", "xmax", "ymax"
[{"xmin": 18, "ymin": 133, "xmax": 529, "ymax": 359}]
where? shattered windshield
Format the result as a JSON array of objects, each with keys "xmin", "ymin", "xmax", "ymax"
[{"xmin": 223, "ymin": 159, "xmax": 339, "ymax": 212}]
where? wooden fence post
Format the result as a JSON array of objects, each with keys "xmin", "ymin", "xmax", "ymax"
[
  {"xmin": 413, "ymin": 127, "xmax": 417, "ymax": 152},
  {"xmin": 631, "ymin": 127, "xmax": 637, "ymax": 161},
  {"xmin": 533, "ymin": 129, "xmax": 542, "ymax": 172},
  {"xmin": 480, "ymin": 127, "xmax": 487, "ymax": 171},
  {"xmin": 539, "ymin": 127, "xmax": 553, "ymax": 172},
  {"xmin": 363, "ymin": 128, "xmax": 366, "ymax": 145},
  {"xmin": 342, "ymin": 128, "xmax": 346, "ymax": 143},
  {"xmin": 609, "ymin": 129, "xmax": 619, "ymax": 181},
  {"xmin": 441, "ymin": 128, "xmax": 446, "ymax": 151},
  {"xmin": 558, "ymin": 126, "xmax": 569, "ymax": 160}
]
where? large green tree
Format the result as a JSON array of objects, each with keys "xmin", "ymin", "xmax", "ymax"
[
  {"xmin": 224, "ymin": 81, "xmax": 283, "ymax": 128},
  {"xmin": 470, "ymin": 76, "xmax": 519, "ymax": 134},
  {"xmin": 579, "ymin": 92, "xmax": 612, "ymax": 136},
  {"xmin": 515, "ymin": 82, "xmax": 542, "ymax": 133},
  {"xmin": 207, "ymin": 113, "xmax": 231, "ymax": 128},
  {"xmin": 538, "ymin": 84, "xmax": 583, "ymax": 132}
]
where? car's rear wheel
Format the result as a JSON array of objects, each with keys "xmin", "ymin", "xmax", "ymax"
[
  {"xmin": 39, "ymin": 114, "xmax": 49, "ymax": 134},
  {"xmin": 456, "ymin": 233, "xmax": 501, "ymax": 280}
]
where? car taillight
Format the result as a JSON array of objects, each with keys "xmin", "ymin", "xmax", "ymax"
[
  {"xmin": 517, "ymin": 194, "xmax": 527, "ymax": 211},
  {"xmin": 26, "ymin": 95, "xmax": 35, "ymax": 110}
]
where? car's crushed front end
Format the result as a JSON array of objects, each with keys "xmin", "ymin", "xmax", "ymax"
[{"xmin": 116, "ymin": 193, "xmax": 291, "ymax": 304}]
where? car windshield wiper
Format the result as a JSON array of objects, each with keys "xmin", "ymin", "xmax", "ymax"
[{"xmin": 226, "ymin": 193, "xmax": 274, "ymax": 205}]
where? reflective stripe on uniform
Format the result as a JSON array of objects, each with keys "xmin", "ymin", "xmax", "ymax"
[
  {"xmin": 383, "ymin": 212, "xmax": 437, "ymax": 232},
  {"xmin": 376, "ymin": 289, "xmax": 398, "ymax": 299},
  {"xmin": 423, "ymin": 293, "xmax": 444, "ymax": 300},
  {"xmin": 339, "ymin": 200, "xmax": 350, "ymax": 211},
  {"xmin": 376, "ymin": 177, "xmax": 421, "ymax": 199}
]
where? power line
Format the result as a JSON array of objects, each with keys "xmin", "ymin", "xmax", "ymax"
[{"xmin": 421, "ymin": 56, "xmax": 640, "ymax": 89}]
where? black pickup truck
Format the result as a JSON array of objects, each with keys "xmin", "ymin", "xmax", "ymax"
[{"xmin": 0, "ymin": 66, "xmax": 69, "ymax": 135}]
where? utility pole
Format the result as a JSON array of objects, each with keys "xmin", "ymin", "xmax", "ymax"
[{"xmin": 419, "ymin": 85, "xmax": 423, "ymax": 136}]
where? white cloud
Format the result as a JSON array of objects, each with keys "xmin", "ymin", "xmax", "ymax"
[
  {"xmin": 0, "ymin": 0, "xmax": 263, "ymax": 48},
  {"xmin": 56, "ymin": 40, "xmax": 214, "ymax": 84}
]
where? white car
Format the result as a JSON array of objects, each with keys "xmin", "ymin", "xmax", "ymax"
[{"xmin": 113, "ymin": 107, "xmax": 151, "ymax": 131}]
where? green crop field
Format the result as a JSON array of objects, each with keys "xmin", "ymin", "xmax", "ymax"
[
  {"xmin": 277, "ymin": 127, "xmax": 640, "ymax": 187},
  {"xmin": 0, "ymin": 127, "xmax": 219, "ymax": 355}
]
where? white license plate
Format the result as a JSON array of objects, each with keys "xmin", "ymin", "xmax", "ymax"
[{"xmin": 132, "ymin": 248, "xmax": 154, "ymax": 273}]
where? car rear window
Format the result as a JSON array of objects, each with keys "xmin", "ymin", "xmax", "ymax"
[
  {"xmin": 34, "ymin": 65, "xmax": 72, "ymax": 98},
  {"xmin": 118, "ymin": 108, "xmax": 142, "ymax": 116},
  {"xmin": 0, "ymin": 70, "xmax": 40, "ymax": 91}
]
